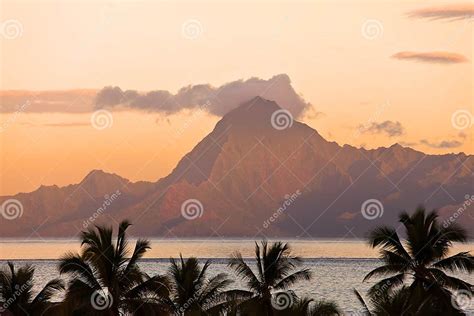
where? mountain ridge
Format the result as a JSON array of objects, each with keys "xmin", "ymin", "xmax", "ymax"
[{"xmin": 1, "ymin": 97, "xmax": 472, "ymax": 237}]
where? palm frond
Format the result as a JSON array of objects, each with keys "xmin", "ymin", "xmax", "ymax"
[
  {"xmin": 308, "ymin": 299, "xmax": 341, "ymax": 316},
  {"xmin": 115, "ymin": 220, "xmax": 132, "ymax": 267},
  {"xmin": 199, "ymin": 273, "xmax": 232, "ymax": 305},
  {"xmin": 273, "ymin": 268, "xmax": 312, "ymax": 290},
  {"xmin": 353, "ymin": 289, "xmax": 371, "ymax": 316},
  {"xmin": 380, "ymin": 249, "xmax": 410, "ymax": 266},
  {"xmin": 228, "ymin": 252, "xmax": 261, "ymax": 292},
  {"xmin": 58, "ymin": 252, "xmax": 101, "ymax": 289},
  {"xmin": 428, "ymin": 268, "xmax": 473, "ymax": 292},
  {"xmin": 255, "ymin": 241, "xmax": 265, "ymax": 283},
  {"xmin": 123, "ymin": 238, "xmax": 150, "ymax": 278},
  {"xmin": 433, "ymin": 252, "xmax": 474, "ymax": 273},
  {"xmin": 368, "ymin": 273, "xmax": 406, "ymax": 299},
  {"xmin": 125, "ymin": 274, "xmax": 171, "ymax": 300},
  {"xmin": 32, "ymin": 279, "xmax": 64, "ymax": 304},
  {"xmin": 363, "ymin": 264, "xmax": 407, "ymax": 282},
  {"xmin": 367, "ymin": 226, "xmax": 410, "ymax": 260}
]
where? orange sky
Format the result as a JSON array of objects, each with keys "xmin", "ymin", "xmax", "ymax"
[{"xmin": 0, "ymin": 0, "xmax": 472, "ymax": 196}]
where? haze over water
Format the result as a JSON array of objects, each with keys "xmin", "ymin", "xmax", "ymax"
[
  {"xmin": 2, "ymin": 238, "xmax": 473, "ymax": 260},
  {"xmin": 0, "ymin": 239, "xmax": 373, "ymax": 259}
]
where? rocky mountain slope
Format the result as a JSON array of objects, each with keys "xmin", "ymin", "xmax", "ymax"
[{"xmin": 1, "ymin": 97, "xmax": 472, "ymax": 238}]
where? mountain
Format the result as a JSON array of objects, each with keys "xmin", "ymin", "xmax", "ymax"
[{"xmin": 1, "ymin": 97, "xmax": 473, "ymax": 238}]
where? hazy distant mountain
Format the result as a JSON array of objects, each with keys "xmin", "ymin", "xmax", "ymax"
[{"xmin": 1, "ymin": 97, "xmax": 473, "ymax": 238}]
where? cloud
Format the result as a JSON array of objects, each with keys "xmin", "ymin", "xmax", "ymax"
[
  {"xmin": 0, "ymin": 90, "xmax": 96, "ymax": 113},
  {"xmin": 18, "ymin": 122, "xmax": 89, "ymax": 127},
  {"xmin": 43, "ymin": 122, "xmax": 89, "ymax": 127},
  {"xmin": 420, "ymin": 139, "xmax": 463, "ymax": 149},
  {"xmin": 358, "ymin": 120, "xmax": 404, "ymax": 137},
  {"xmin": 338, "ymin": 211, "xmax": 358, "ymax": 220},
  {"xmin": 399, "ymin": 132, "xmax": 467, "ymax": 149},
  {"xmin": 408, "ymin": 4, "xmax": 474, "ymax": 21},
  {"xmin": 399, "ymin": 141, "xmax": 418, "ymax": 147},
  {"xmin": 95, "ymin": 74, "xmax": 312, "ymax": 118},
  {"xmin": 302, "ymin": 107, "xmax": 325, "ymax": 120},
  {"xmin": 392, "ymin": 51, "xmax": 468, "ymax": 64}
]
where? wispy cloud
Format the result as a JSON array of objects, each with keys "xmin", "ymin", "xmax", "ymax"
[
  {"xmin": 0, "ymin": 90, "xmax": 96, "ymax": 113},
  {"xmin": 338, "ymin": 211, "xmax": 358, "ymax": 220},
  {"xmin": 19, "ymin": 122, "xmax": 89, "ymax": 127},
  {"xmin": 43, "ymin": 122, "xmax": 89, "ymax": 127},
  {"xmin": 358, "ymin": 120, "xmax": 404, "ymax": 137},
  {"xmin": 408, "ymin": 4, "xmax": 474, "ymax": 21},
  {"xmin": 0, "ymin": 76, "xmax": 313, "ymax": 117},
  {"xmin": 399, "ymin": 141, "xmax": 418, "ymax": 147},
  {"xmin": 420, "ymin": 139, "xmax": 463, "ymax": 149},
  {"xmin": 95, "ymin": 74, "xmax": 312, "ymax": 118},
  {"xmin": 392, "ymin": 51, "xmax": 468, "ymax": 64}
]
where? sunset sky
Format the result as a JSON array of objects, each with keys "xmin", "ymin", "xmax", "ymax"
[{"xmin": 0, "ymin": 0, "xmax": 472, "ymax": 196}]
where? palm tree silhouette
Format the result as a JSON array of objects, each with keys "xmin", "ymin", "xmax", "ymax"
[
  {"xmin": 0, "ymin": 262, "xmax": 64, "ymax": 316},
  {"xmin": 166, "ymin": 255, "xmax": 233, "ymax": 315},
  {"xmin": 279, "ymin": 296, "xmax": 340, "ymax": 316},
  {"xmin": 364, "ymin": 207, "xmax": 474, "ymax": 314},
  {"xmin": 227, "ymin": 241, "xmax": 314, "ymax": 315},
  {"xmin": 58, "ymin": 220, "xmax": 170, "ymax": 315},
  {"xmin": 354, "ymin": 286, "xmax": 467, "ymax": 316}
]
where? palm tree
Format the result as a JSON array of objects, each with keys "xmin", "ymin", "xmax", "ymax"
[
  {"xmin": 166, "ymin": 255, "xmax": 233, "ymax": 315},
  {"xmin": 353, "ymin": 286, "xmax": 465, "ymax": 316},
  {"xmin": 227, "ymin": 241, "xmax": 317, "ymax": 315},
  {"xmin": 58, "ymin": 220, "xmax": 170, "ymax": 315},
  {"xmin": 279, "ymin": 297, "xmax": 340, "ymax": 316},
  {"xmin": 364, "ymin": 206, "xmax": 474, "ymax": 315},
  {"xmin": 0, "ymin": 262, "xmax": 64, "ymax": 316},
  {"xmin": 354, "ymin": 287, "xmax": 408, "ymax": 316}
]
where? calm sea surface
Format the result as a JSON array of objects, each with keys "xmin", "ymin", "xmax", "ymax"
[{"xmin": 1, "ymin": 239, "xmax": 473, "ymax": 313}]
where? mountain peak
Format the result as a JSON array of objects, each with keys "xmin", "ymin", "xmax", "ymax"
[
  {"xmin": 388, "ymin": 143, "xmax": 405, "ymax": 152},
  {"xmin": 217, "ymin": 96, "xmax": 286, "ymax": 131},
  {"xmin": 79, "ymin": 169, "xmax": 128, "ymax": 193},
  {"xmin": 1, "ymin": 95, "xmax": 473, "ymax": 237},
  {"xmin": 85, "ymin": 169, "xmax": 108, "ymax": 177},
  {"xmin": 237, "ymin": 96, "xmax": 281, "ymax": 112}
]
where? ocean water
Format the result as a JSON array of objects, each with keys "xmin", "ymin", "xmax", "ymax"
[{"xmin": 1, "ymin": 239, "xmax": 474, "ymax": 313}]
